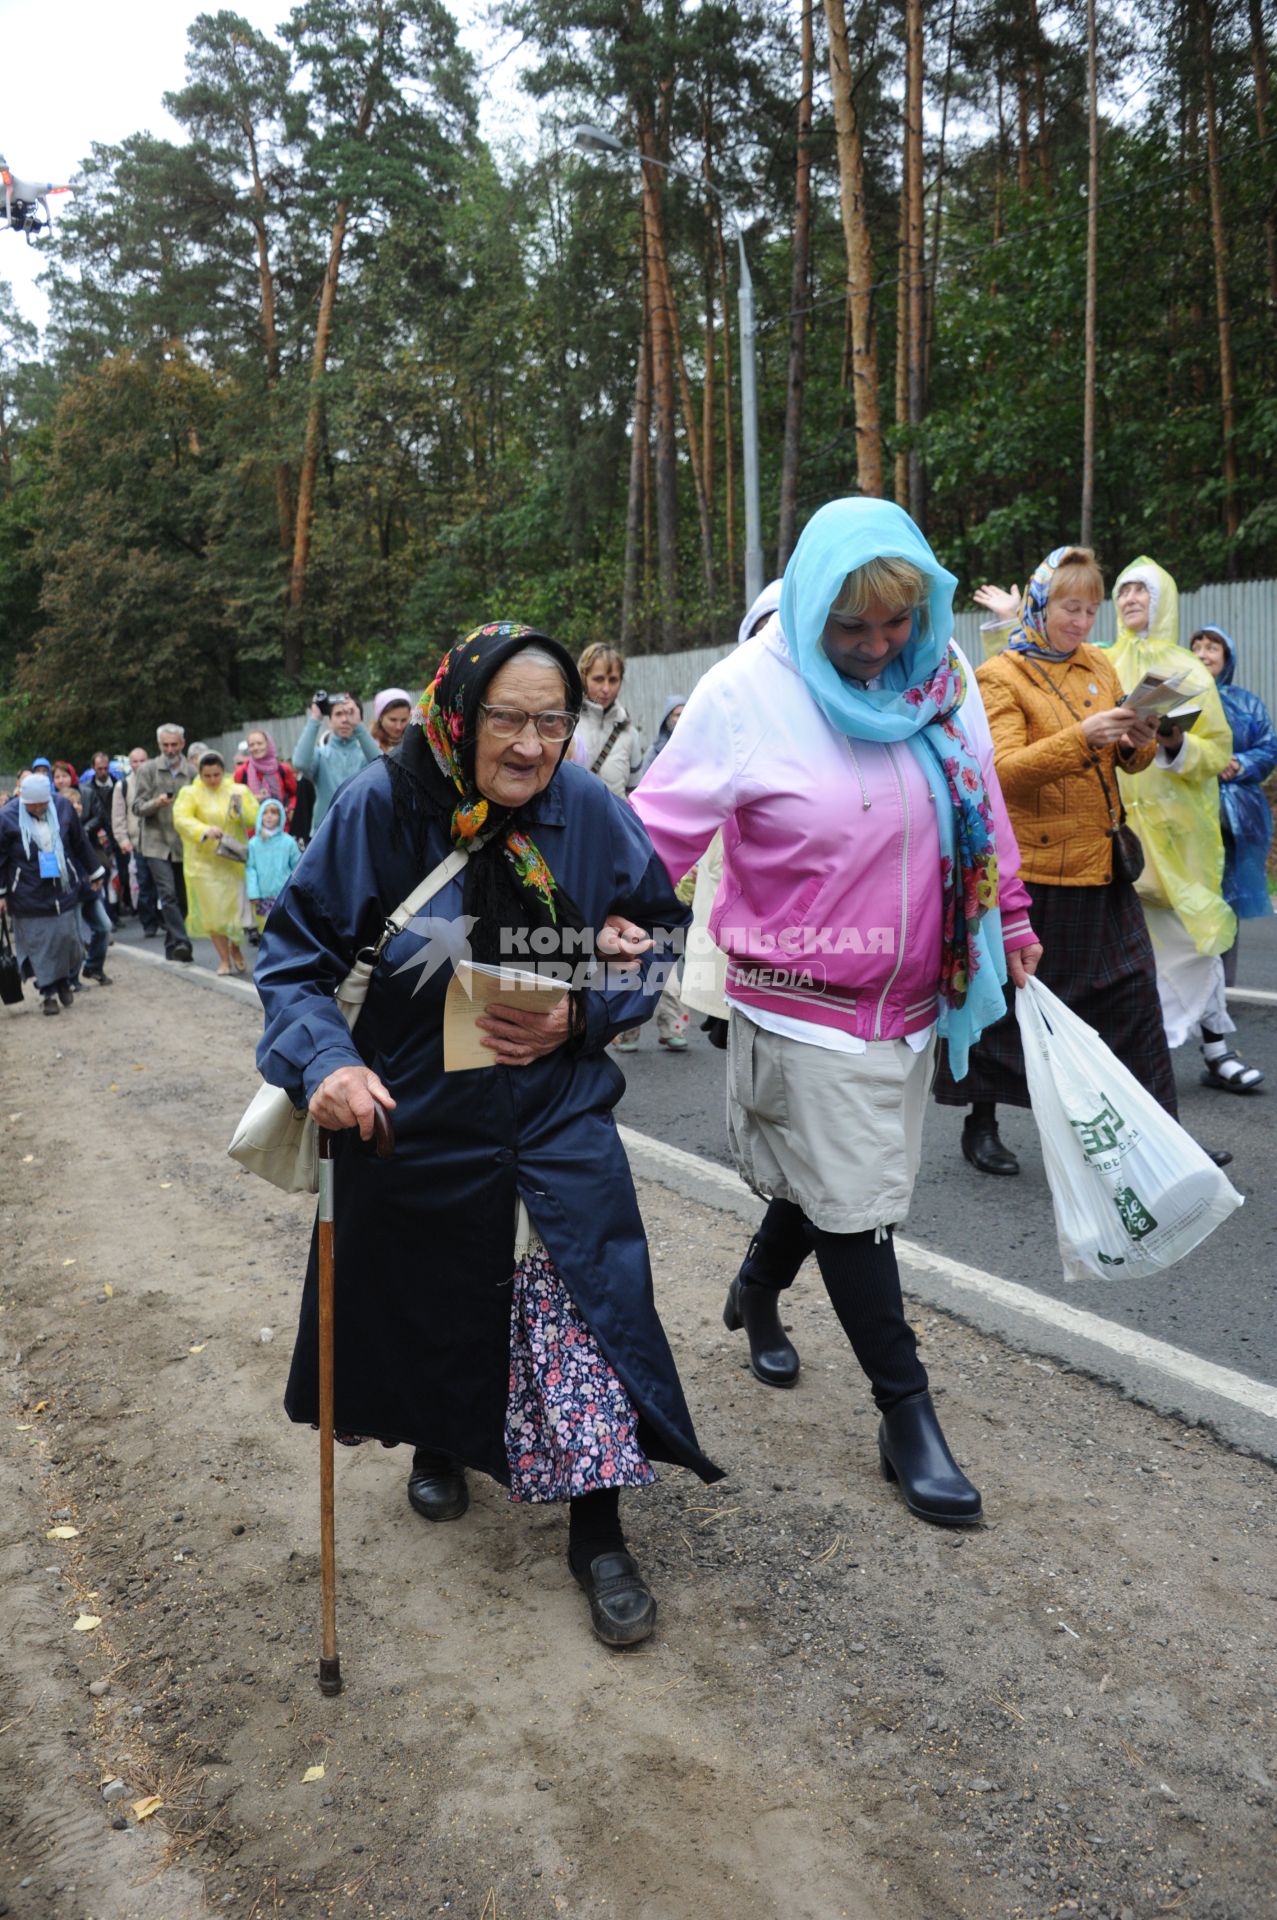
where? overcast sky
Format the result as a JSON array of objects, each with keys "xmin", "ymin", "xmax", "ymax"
[{"xmin": 0, "ymin": 0, "xmax": 531, "ymax": 334}]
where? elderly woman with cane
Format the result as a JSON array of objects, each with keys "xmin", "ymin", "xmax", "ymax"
[
  {"xmin": 634, "ymin": 498, "xmax": 1041, "ymax": 1526},
  {"xmin": 254, "ymin": 623, "xmax": 720, "ymax": 1649}
]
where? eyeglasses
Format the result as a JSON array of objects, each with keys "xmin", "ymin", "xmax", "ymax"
[{"xmin": 478, "ymin": 704, "xmax": 577, "ymax": 743}]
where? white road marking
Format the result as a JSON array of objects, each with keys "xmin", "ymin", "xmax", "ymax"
[
  {"xmin": 111, "ymin": 942, "xmax": 259, "ymax": 998},
  {"xmin": 1226, "ymin": 987, "xmax": 1277, "ymax": 1007},
  {"xmin": 619, "ymin": 1124, "xmax": 1277, "ymax": 1426}
]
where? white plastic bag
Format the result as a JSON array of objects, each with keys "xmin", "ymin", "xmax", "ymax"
[{"xmin": 1016, "ymin": 977, "xmax": 1242, "ymax": 1281}]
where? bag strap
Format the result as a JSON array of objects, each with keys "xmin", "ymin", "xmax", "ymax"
[
  {"xmin": 1020, "ymin": 655, "xmax": 1126, "ymax": 834},
  {"xmin": 370, "ymin": 847, "xmax": 470, "ymax": 960},
  {"xmin": 589, "ymin": 717, "xmax": 626, "ymax": 776}
]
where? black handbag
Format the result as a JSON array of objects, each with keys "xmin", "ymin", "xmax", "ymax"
[{"xmin": 0, "ymin": 914, "xmax": 24, "ymax": 1005}]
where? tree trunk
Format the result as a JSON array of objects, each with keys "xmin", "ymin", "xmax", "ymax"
[
  {"xmin": 1015, "ymin": 69, "xmax": 1032, "ymax": 195},
  {"xmin": 925, "ymin": 0, "xmax": 959, "ymax": 394},
  {"xmin": 778, "ymin": 0, "xmax": 815, "ymax": 568},
  {"xmin": 894, "ymin": 168, "xmax": 909, "ymax": 507},
  {"xmin": 1080, "ymin": 0, "xmax": 1098, "ymax": 545},
  {"xmin": 1027, "ymin": 0, "xmax": 1052, "ymax": 201},
  {"xmin": 637, "ymin": 104, "xmax": 680, "ymax": 649},
  {"xmin": 653, "ymin": 234, "xmax": 716, "ymax": 607},
  {"xmin": 701, "ymin": 94, "xmax": 716, "ymax": 551},
  {"xmin": 287, "ymin": 73, "xmax": 377, "ymax": 668},
  {"xmin": 621, "ymin": 272, "xmax": 652, "ymax": 649},
  {"xmin": 243, "ymin": 115, "xmax": 293, "ymax": 558},
  {"xmin": 825, "ymin": 0, "xmax": 882, "ymax": 496},
  {"xmin": 1198, "ymin": 0, "xmax": 1240, "ymax": 543},
  {"xmin": 904, "ymin": 0, "xmax": 926, "ymax": 522},
  {"xmin": 1248, "ymin": 0, "xmax": 1277, "ymax": 309}
]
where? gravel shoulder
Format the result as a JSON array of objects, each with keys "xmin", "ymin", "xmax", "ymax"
[{"xmin": 1, "ymin": 964, "xmax": 1274, "ymax": 1920}]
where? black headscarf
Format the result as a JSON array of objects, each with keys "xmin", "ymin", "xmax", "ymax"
[{"xmin": 391, "ymin": 622, "xmax": 587, "ymax": 966}]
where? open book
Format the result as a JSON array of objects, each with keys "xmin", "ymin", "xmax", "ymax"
[{"xmin": 442, "ymin": 960, "xmax": 568, "ymax": 1072}]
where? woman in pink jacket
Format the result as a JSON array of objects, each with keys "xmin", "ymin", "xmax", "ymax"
[{"xmin": 633, "ymin": 498, "xmax": 1041, "ymax": 1525}]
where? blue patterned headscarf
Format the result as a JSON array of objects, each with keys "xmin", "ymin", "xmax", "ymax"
[
  {"xmin": 779, "ymin": 497, "xmax": 1006, "ymax": 1077},
  {"xmin": 1006, "ymin": 548, "xmax": 1076, "ymax": 661}
]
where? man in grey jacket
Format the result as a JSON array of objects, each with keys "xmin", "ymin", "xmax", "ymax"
[
  {"xmin": 131, "ymin": 725, "xmax": 195, "ymax": 962},
  {"xmin": 112, "ymin": 745, "xmax": 161, "ymax": 936}
]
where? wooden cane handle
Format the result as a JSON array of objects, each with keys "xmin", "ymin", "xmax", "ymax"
[{"xmin": 371, "ymin": 1103, "xmax": 395, "ymax": 1159}]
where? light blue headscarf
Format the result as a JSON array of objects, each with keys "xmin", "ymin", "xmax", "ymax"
[
  {"xmin": 17, "ymin": 773, "xmax": 70, "ymax": 889},
  {"xmin": 779, "ymin": 497, "xmax": 1006, "ymax": 1078}
]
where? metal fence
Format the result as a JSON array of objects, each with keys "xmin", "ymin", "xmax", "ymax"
[{"xmin": 193, "ymin": 576, "xmax": 1277, "ymax": 765}]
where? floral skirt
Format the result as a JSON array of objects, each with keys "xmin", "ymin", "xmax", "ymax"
[{"xmin": 505, "ymin": 1234, "xmax": 655, "ymax": 1504}]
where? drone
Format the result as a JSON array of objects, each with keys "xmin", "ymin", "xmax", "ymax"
[{"xmin": 0, "ymin": 156, "xmax": 72, "ymax": 241}]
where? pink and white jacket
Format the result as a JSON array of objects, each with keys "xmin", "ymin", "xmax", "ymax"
[{"xmin": 632, "ymin": 622, "xmax": 1036, "ymax": 1044}]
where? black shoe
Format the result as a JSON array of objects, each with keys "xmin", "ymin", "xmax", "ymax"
[
  {"xmin": 42, "ymin": 994, "xmax": 60, "ymax": 1016},
  {"xmin": 83, "ymin": 967, "xmax": 113, "ymax": 986},
  {"xmin": 960, "ymin": 1114, "xmax": 1019, "ymax": 1176},
  {"xmin": 700, "ymin": 1015, "xmax": 728, "ymax": 1051},
  {"xmin": 56, "ymin": 982, "xmax": 75, "ymax": 1007},
  {"xmin": 723, "ymin": 1273, "xmax": 800, "ymax": 1387},
  {"xmin": 406, "ymin": 1449, "xmax": 468, "ymax": 1522},
  {"xmin": 168, "ymin": 944, "xmax": 194, "ymax": 964},
  {"xmin": 247, "ymin": 927, "xmax": 261, "ymax": 947},
  {"xmin": 143, "ymin": 925, "xmax": 161, "ymax": 939},
  {"xmin": 1205, "ymin": 1146, "xmax": 1233, "ymax": 1168},
  {"xmin": 879, "ymin": 1389, "xmax": 982, "ymax": 1526},
  {"xmin": 571, "ymin": 1549, "xmax": 656, "ymax": 1648}
]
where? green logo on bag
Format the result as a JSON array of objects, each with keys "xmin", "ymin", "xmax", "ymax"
[
  {"xmin": 1113, "ymin": 1185, "xmax": 1158, "ymax": 1240},
  {"xmin": 1071, "ymin": 1095, "xmax": 1127, "ymax": 1162}
]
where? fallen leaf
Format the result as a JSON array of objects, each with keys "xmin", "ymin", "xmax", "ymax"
[
  {"xmin": 15, "ymin": 1424, "xmax": 32, "ymax": 1432},
  {"xmin": 109, "ymin": 1083, "xmax": 119, "ymax": 1091},
  {"xmin": 131, "ymin": 1796, "xmax": 163, "ymax": 1822},
  {"xmin": 62, "ymin": 1258, "xmax": 77, "ymax": 1268},
  {"xmin": 47, "ymin": 1525, "xmax": 79, "ymax": 1540},
  {"xmin": 8, "ymin": 1112, "xmax": 23, "ymax": 1121},
  {"xmin": 159, "ymin": 1182, "xmax": 172, "ymax": 1190},
  {"xmin": 73, "ymin": 1615, "xmax": 102, "ymax": 1632},
  {"xmin": 21, "ymin": 1154, "xmax": 35, "ymax": 1164},
  {"xmin": 102, "ymin": 1282, "xmax": 114, "ymax": 1297},
  {"xmin": 301, "ymin": 1764, "xmax": 326, "ymax": 1784},
  {"xmin": 33, "ymin": 1400, "xmax": 48, "ymax": 1413},
  {"xmin": 132, "ymin": 1063, "xmax": 146, "ymax": 1072},
  {"xmin": 188, "ymin": 1344, "xmax": 206, "ymax": 1354}
]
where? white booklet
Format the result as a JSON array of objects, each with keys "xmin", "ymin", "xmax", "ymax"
[
  {"xmin": 443, "ymin": 960, "xmax": 568, "ymax": 1072},
  {"xmin": 1122, "ymin": 667, "xmax": 1194, "ymax": 717}
]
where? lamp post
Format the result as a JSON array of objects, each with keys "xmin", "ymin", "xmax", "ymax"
[{"xmin": 571, "ymin": 124, "xmax": 764, "ymax": 609}]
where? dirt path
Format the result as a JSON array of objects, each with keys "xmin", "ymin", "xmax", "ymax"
[{"xmin": 1, "ymin": 960, "xmax": 1274, "ymax": 1920}]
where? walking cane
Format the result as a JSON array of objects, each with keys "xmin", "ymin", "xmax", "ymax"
[{"xmin": 317, "ymin": 1105, "xmax": 394, "ymax": 1697}]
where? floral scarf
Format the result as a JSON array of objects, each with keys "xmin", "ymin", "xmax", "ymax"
[
  {"xmin": 1005, "ymin": 548, "xmax": 1076, "ymax": 662},
  {"xmin": 242, "ymin": 731, "xmax": 284, "ymax": 800},
  {"xmin": 413, "ymin": 623, "xmax": 578, "ymax": 920}
]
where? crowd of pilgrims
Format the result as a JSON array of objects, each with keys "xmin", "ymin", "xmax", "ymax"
[{"xmin": 2, "ymin": 512, "xmax": 1274, "ymax": 1649}]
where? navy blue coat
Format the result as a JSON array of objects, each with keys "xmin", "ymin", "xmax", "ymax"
[
  {"xmin": 254, "ymin": 755, "xmax": 721, "ymax": 1491},
  {"xmin": 0, "ymin": 795, "xmax": 103, "ymax": 918}
]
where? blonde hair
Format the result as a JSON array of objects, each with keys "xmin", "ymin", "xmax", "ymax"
[
  {"xmin": 578, "ymin": 643, "xmax": 624, "ymax": 683},
  {"xmin": 1046, "ymin": 547, "xmax": 1104, "ymax": 606},
  {"xmin": 830, "ymin": 556, "xmax": 929, "ymax": 623}
]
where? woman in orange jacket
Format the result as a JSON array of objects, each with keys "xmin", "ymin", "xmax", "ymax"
[{"xmin": 934, "ymin": 546, "xmax": 1177, "ymax": 1175}]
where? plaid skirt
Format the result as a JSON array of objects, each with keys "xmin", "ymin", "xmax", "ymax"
[{"xmin": 934, "ymin": 878, "xmax": 1178, "ymax": 1116}]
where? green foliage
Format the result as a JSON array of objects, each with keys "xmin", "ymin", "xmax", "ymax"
[{"xmin": 0, "ymin": 0, "xmax": 1274, "ymax": 758}]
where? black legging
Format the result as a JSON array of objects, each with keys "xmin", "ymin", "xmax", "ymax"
[{"xmin": 745, "ymin": 1196, "xmax": 928, "ymax": 1410}]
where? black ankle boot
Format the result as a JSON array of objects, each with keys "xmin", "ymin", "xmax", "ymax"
[
  {"xmin": 961, "ymin": 1110, "xmax": 1019, "ymax": 1176},
  {"xmin": 723, "ymin": 1274, "xmax": 800, "ymax": 1387},
  {"xmin": 878, "ymin": 1389, "xmax": 982, "ymax": 1526},
  {"xmin": 406, "ymin": 1447, "xmax": 468, "ymax": 1522}
]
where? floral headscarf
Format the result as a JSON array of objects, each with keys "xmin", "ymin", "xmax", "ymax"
[
  {"xmin": 408, "ymin": 622, "xmax": 583, "ymax": 925},
  {"xmin": 1005, "ymin": 547, "xmax": 1076, "ymax": 662},
  {"xmin": 241, "ymin": 730, "xmax": 284, "ymax": 800}
]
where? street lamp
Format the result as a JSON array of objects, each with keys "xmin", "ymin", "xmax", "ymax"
[{"xmin": 570, "ymin": 123, "xmax": 764, "ymax": 609}]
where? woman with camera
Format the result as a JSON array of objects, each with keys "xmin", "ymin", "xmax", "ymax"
[
  {"xmin": 934, "ymin": 547, "xmax": 1191, "ymax": 1173},
  {"xmin": 293, "ymin": 693, "xmax": 380, "ymax": 831}
]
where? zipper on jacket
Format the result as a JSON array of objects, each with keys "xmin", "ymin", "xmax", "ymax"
[{"xmin": 873, "ymin": 744, "xmax": 910, "ymax": 1039}]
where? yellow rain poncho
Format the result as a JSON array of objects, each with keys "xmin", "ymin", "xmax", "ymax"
[
  {"xmin": 173, "ymin": 777, "xmax": 259, "ymax": 942},
  {"xmin": 1109, "ymin": 557, "xmax": 1235, "ymax": 957}
]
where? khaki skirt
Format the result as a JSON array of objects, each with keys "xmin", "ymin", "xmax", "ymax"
[{"xmin": 726, "ymin": 1009, "xmax": 936, "ymax": 1234}]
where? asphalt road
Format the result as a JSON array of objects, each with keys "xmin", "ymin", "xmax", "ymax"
[
  {"xmin": 610, "ymin": 921, "xmax": 1277, "ymax": 1396},
  {"xmin": 108, "ymin": 911, "xmax": 1277, "ymax": 1399}
]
